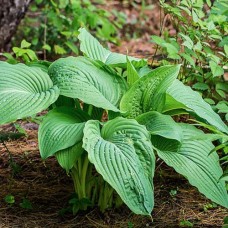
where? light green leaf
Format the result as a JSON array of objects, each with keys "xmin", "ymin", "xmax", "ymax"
[
  {"xmin": 192, "ymin": 82, "xmax": 209, "ymax": 91},
  {"xmin": 151, "ymin": 36, "xmax": 180, "ymax": 59},
  {"xmin": 162, "ymin": 94, "xmax": 188, "ymax": 113},
  {"xmin": 25, "ymin": 49, "xmax": 38, "ymax": 61},
  {"xmin": 151, "ymin": 35, "xmax": 165, "ymax": 45},
  {"xmin": 42, "ymin": 44, "xmax": 51, "ymax": 52},
  {"xmin": 65, "ymin": 41, "xmax": 79, "ymax": 55},
  {"xmin": 180, "ymin": 53, "xmax": 195, "ymax": 67},
  {"xmin": 155, "ymin": 124, "xmax": 228, "ymax": 208},
  {"xmin": 83, "ymin": 118, "xmax": 155, "ymax": 215},
  {"xmin": 127, "ymin": 57, "xmax": 140, "ymax": 86},
  {"xmin": 179, "ymin": 33, "xmax": 194, "ymax": 49},
  {"xmin": 192, "ymin": 9, "xmax": 199, "ymax": 22},
  {"xmin": 21, "ymin": 39, "xmax": 31, "ymax": 49},
  {"xmin": 209, "ymin": 61, "xmax": 224, "ymax": 77},
  {"xmin": 194, "ymin": 41, "xmax": 202, "ymax": 51},
  {"xmin": 78, "ymin": 28, "xmax": 147, "ymax": 68},
  {"xmin": 220, "ymin": 174, "xmax": 228, "ymax": 182},
  {"xmin": 137, "ymin": 66, "xmax": 152, "ymax": 77},
  {"xmin": 27, "ymin": 60, "xmax": 51, "ymax": 73},
  {"xmin": 207, "ymin": 21, "xmax": 215, "ymax": 30},
  {"xmin": 0, "ymin": 62, "xmax": 59, "ymax": 125},
  {"xmin": 54, "ymin": 45, "xmax": 67, "ymax": 55},
  {"xmin": 2, "ymin": 53, "xmax": 17, "ymax": 64},
  {"xmin": 136, "ymin": 111, "xmax": 182, "ymax": 143},
  {"xmin": 120, "ymin": 65, "xmax": 181, "ymax": 118},
  {"xmin": 206, "ymin": 0, "xmax": 211, "ymax": 7},
  {"xmin": 38, "ymin": 107, "xmax": 87, "ymax": 159},
  {"xmin": 167, "ymin": 80, "xmax": 228, "ymax": 133},
  {"xmin": 224, "ymin": 45, "xmax": 228, "ymax": 56},
  {"xmin": 56, "ymin": 142, "xmax": 83, "ymax": 172},
  {"xmin": 59, "ymin": 0, "xmax": 69, "ymax": 8},
  {"xmin": 49, "ymin": 56, "xmax": 127, "ymax": 112},
  {"xmin": 163, "ymin": 43, "xmax": 180, "ymax": 60}
]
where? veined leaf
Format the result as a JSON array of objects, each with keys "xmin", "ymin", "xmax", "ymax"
[
  {"xmin": 39, "ymin": 107, "xmax": 87, "ymax": 159},
  {"xmin": 120, "ymin": 65, "xmax": 181, "ymax": 118},
  {"xmin": 209, "ymin": 61, "xmax": 224, "ymax": 77},
  {"xmin": 162, "ymin": 94, "xmax": 189, "ymax": 113},
  {"xmin": 83, "ymin": 118, "xmax": 155, "ymax": 215},
  {"xmin": 167, "ymin": 80, "xmax": 228, "ymax": 133},
  {"xmin": 0, "ymin": 61, "xmax": 59, "ymax": 125},
  {"xmin": 155, "ymin": 124, "xmax": 228, "ymax": 208},
  {"xmin": 78, "ymin": 28, "xmax": 147, "ymax": 68},
  {"xmin": 56, "ymin": 142, "xmax": 84, "ymax": 172},
  {"xmin": 137, "ymin": 66, "xmax": 153, "ymax": 77},
  {"xmin": 127, "ymin": 57, "xmax": 140, "ymax": 86},
  {"xmin": 27, "ymin": 60, "xmax": 51, "ymax": 73},
  {"xmin": 49, "ymin": 56, "xmax": 127, "ymax": 112},
  {"xmin": 136, "ymin": 111, "xmax": 182, "ymax": 143},
  {"xmin": 102, "ymin": 117, "xmax": 155, "ymax": 179}
]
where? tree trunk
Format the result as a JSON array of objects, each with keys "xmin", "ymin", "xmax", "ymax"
[{"xmin": 0, "ymin": 0, "xmax": 32, "ymax": 51}]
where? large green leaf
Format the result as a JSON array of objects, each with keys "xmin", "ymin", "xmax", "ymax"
[
  {"xmin": 120, "ymin": 65, "xmax": 181, "ymax": 118},
  {"xmin": 78, "ymin": 28, "xmax": 147, "ymax": 68},
  {"xmin": 102, "ymin": 117, "xmax": 155, "ymax": 179},
  {"xmin": 162, "ymin": 94, "xmax": 188, "ymax": 113},
  {"xmin": 0, "ymin": 61, "xmax": 59, "ymax": 124},
  {"xmin": 82, "ymin": 118, "xmax": 155, "ymax": 215},
  {"xmin": 167, "ymin": 80, "xmax": 228, "ymax": 133},
  {"xmin": 38, "ymin": 107, "xmax": 87, "ymax": 159},
  {"xmin": 55, "ymin": 142, "xmax": 84, "ymax": 172},
  {"xmin": 136, "ymin": 111, "xmax": 182, "ymax": 143},
  {"xmin": 155, "ymin": 124, "xmax": 228, "ymax": 208},
  {"xmin": 49, "ymin": 56, "xmax": 127, "ymax": 112}
]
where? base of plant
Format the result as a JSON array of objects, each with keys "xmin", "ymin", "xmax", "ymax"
[{"xmin": 70, "ymin": 153, "xmax": 123, "ymax": 213}]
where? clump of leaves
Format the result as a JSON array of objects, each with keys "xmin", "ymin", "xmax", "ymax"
[{"xmin": 0, "ymin": 28, "xmax": 227, "ymax": 217}]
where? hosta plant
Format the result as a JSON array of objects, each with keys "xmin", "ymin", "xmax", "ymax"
[{"xmin": 0, "ymin": 28, "xmax": 228, "ymax": 216}]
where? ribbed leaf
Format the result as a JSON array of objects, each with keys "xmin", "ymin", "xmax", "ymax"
[
  {"xmin": 49, "ymin": 56, "xmax": 127, "ymax": 112},
  {"xmin": 120, "ymin": 65, "xmax": 180, "ymax": 118},
  {"xmin": 39, "ymin": 107, "xmax": 87, "ymax": 159},
  {"xmin": 167, "ymin": 80, "xmax": 228, "ymax": 133},
  {"xmin": 83, "ymin": 118, "xmax": 155, "ymax": 215},
  {"xmin": 102, "ymin": 117, "xmax": 155, "ymax": 179},
  {"xmin": 155, "ymin": 124, "xmax": 228, "ymax": 208},
  {"xmin": 27, "ymin": 60, "xmax": 51, "ymax": 73},
  {"xmin": 0, "ymin": 61, "xmax": 59, "ymax": 124},
  {"xmin": 55, "ymin": 142, "xmax": 83, "ymax": 172},
  {"xmin": 137, "ymin": 66, "xmax": 153, "ymax": 77},
  {"xmin": 78, "ymin": 28, "xmax": 147, "ymax": 68},
  {"xmin": 136, "ymin": 111, "xmax": 182, "ymax": 143},
  {"xmin": 127, "ymin": 57, "xmax": 140, "ymax": 86},
  {"xmin": 162, "ymin": 94, "xmax": 188, "ymax": 113}
]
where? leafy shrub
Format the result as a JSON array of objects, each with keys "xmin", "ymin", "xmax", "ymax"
[
  {"xmin": 151, "ymin": 0, "xmax": 228, "ymax": 115},
  {"xmin": 13, "ymin": 0, "xmax": 125, "ymax": 57},
  {"xmin": 0, "ymin": 28, "xmax": 227, "ymax": 216}
]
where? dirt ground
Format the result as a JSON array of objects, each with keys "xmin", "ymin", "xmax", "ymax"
[{"xmin": 0, "ymin": 1, "xmax": 228, "ymax": 228}]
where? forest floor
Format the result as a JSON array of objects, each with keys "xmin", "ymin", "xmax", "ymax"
[{"xmin": 0, "ymin": 1, "xmax": 228, "ymax": 228}]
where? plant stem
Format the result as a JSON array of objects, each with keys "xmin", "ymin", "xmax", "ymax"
[
  {"xmin": 81, "ymin": 155, "xmax": 89, "ymax": 198},
  {"xmin": 88, "ymin": 105, "xmax": 93, "ymax": 116},
  {"xmin": 71, "ymin": 166, "xmax": 83, "ymax": 199}
]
